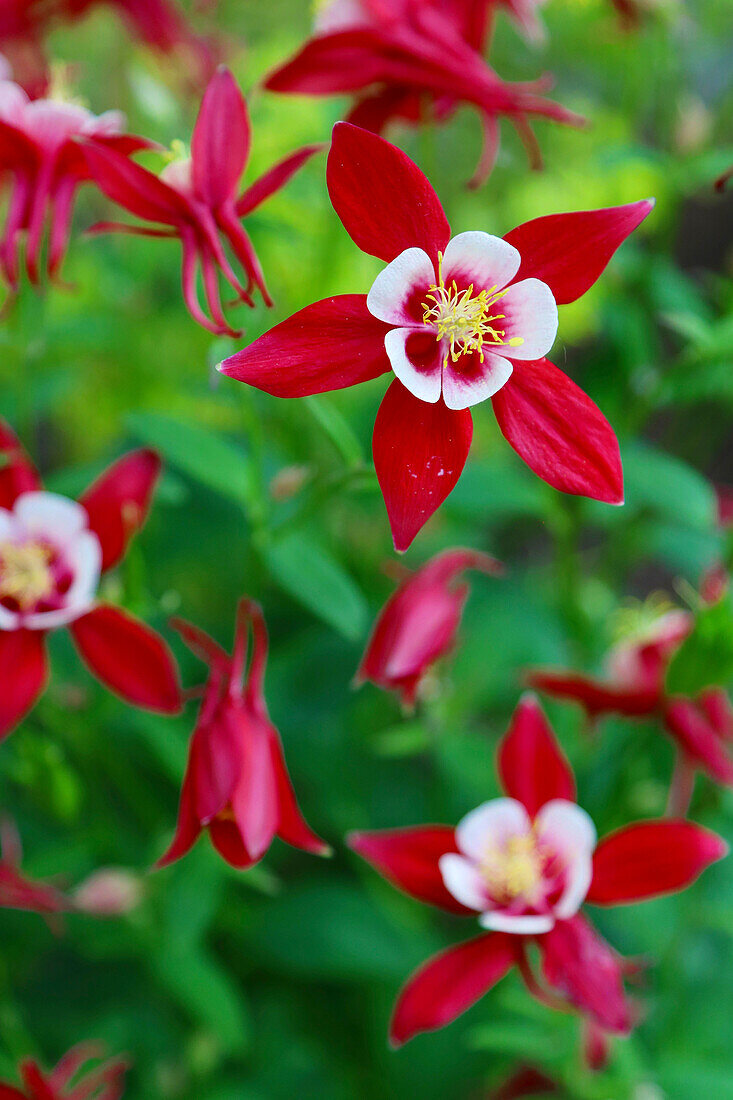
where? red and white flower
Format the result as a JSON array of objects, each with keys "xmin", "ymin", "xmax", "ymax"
[
  {"xmin": 0, "ymin": 70, "xmax": 154, "ymax": 289},
  {"xmin": 267, "ymin": 0, "xmax": 582, "ymax": 185},
  {"xmin": 0, "ymin": 419, "xmax": 182, "ymax": 739},
  {"xmin": 0, "ymin": 1042, "xmax": 128, "ymax": 1100},
  {"xmin": 349, "ymin": 694, "xmax": 727, "ymax": 1046},
  {"xmin": 356, "ymin": 547, "xmax": 502, "ymax": 707},
  {"xmin": 158, "ymin": 599, "xmax": 330, "ymax": 871},
  {"xmin": 221, "ymin": 123, "xmax": 652, "ymax": 551},
  {"xmin": 528, "ymin": 599, "xmax": 733, "ymax": 791},
  {"xmin": 84, "ymin": 67, "xmax": 320, "ymax": 336}
]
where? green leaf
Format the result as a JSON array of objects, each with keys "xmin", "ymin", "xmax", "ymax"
[
  {"xmin": 303, "ymin": 396, "xmax": 364, "ymax": 467},
  {"xmin": 153, "ymin": 942, "xmax": 250, "ymax": 1053},
  {"xmin": 666, "ymin": 595, "xmax": 733, "ymax": 695},
  {"xmin": 265, "ymin": 533, "xmax": 367, "ymax": 641},
  {"xmin": 127, "ymin": 410, "xmax": 263, "ymax": 519}
]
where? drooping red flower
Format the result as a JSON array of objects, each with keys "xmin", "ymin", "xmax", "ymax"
[
  {"xmin": 356, "ymin": 547, "xmax": 502, "ymax": 707},
  {"xmin": 0, "ymin": 70, "xmax": 155, "ymax": 290},
  {"xmin": 0, "ymin": 0, "xmax": 217, "ymax": 98},
  {"xmin": 0, "ymin": 818, "xmax": 68, "ymax": 917},
  {"xmin": 84, "ymin": 67, "xmax": 320, "ymax": 336},
  {"xmin": 265, "ymin": 0, "xmax": 582, "ymax": 186},
  {"xmin": 0, "ymin": 418, "xmax": 182, "ymax": 740},
  {"xmin": 221, "ymin": 124, "xmax": 651, "ymax": 551},
  {"xmin": 0, "ymin": 1042, "xmax": 128, "ymax": 1100},
  {"xmin": 527, "ymin": 602, "xmax": 733, "ymax": 791},
  {"xmin": 349, "ymin": 694, "xmax": 726, "ymax": 1046},
  {"xmin": 157, "ymin": 598, "xmax": 331, "ymax": 870}
]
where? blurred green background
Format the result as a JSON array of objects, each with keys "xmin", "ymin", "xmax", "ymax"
[{"xmin": 1, "ymin": 0, "xmax": 733, "ymax": 1096}]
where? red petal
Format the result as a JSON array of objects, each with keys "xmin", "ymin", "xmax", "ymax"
[
  {"xmin": 390, "ymin": 933, "xmax": 515, "ymax": 1047},
  {"xmin": 587, "ymin": 820, "xmax": 728, "ymax": 906},
  {"xmin": 327, "ymin": 122, "xmax": 450, "ymax": 263},
  {"xmin": 348, "ymin": 826, "xmax": 470, "ymax": 914},
  {"xmin": 663, "ymin": 699, "xmax": 733, "ymax": 785},
  {"xmin": 70, "ymin": 605, "xmax": 182, "ymax": 714},
  {"xmin": 82, "ymin": 142, "xmax": 188, "ymax": 225},
  {"xmin": 373, "ymin": 381, "xmax": 473, "ymax": 552},
  {"xmin": 208, "ymin": 816, "xmax": 257, "ymax": 870},
  {"xmin": 192, "ymin": 67, "xmax": 250, "ymax": 208},
  {"xmin": 229, "ymin": 713, "xmax": 279, "ymax": 863},
  {"xmin": 0, "ymin": 630, "xmax": 48, "ymax": 741},
  {"xmin": 156, "ymin": 765, "xmax": 203, "ymax": 868},
  {"xmin": 492, "ymin": 358, "xmax": 623, "ymax": 504},
  {"xmin": 357, "ymin": 549, "xmax": 501, "ymax": 705},
  {"xmin": 219, "ymin": 295, "xmax": 391, "ymax": 396},
  {"xmin": 270, "ymin": 726, "xmax": 330, "ymax": 856},
  {"xmin": 526, "ymin": 669, "xmax": 659, "ymax": 718},
  {"xmin": 79, "ymin": 448, "xmax": 161, "ymax": 573},
  {"xmin": 503, "ymin": 200, "xmax": 654, "ymax": 305},
  {"xmin": 0, "ymin": 1086, "xmax": 28, "ymax": 1099},
  {"xmin": 0, "ymin": 419, "xmax": 41, "ymax": 509},
  {"xmin": 236, "ymin": 144, "xmax": 322, "ymax": 217},
  {"xmin": 497, "ymin": 694, "xmax": 575, "ymax": 816},
  {"xmin": 540, "ymin": 915, "xmax": 632, "ymax": 1034}
]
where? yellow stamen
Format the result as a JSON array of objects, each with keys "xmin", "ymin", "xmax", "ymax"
[
  {"xmin": 422, "ymin": 252, "xmax": 524, "ymax": 368},
  {"xmin": 480, "ymin": 834, "xmax": 544, "ymax": 902},
  {"xmin": 0, "ymin": 541, "xmax": 54, "ymax": 610}
]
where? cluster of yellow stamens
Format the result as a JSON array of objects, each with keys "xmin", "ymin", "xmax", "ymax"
[
  {"xmin": 480, "ymin": 834, "xmax": 545, "ymax": 902},
  {"xmin": 0, "ymin": 541, "xmax": 55, "ymax": 611},
  {"xmin": 422, "ymin": 252, "xmax": 524, "ymax": 367}
]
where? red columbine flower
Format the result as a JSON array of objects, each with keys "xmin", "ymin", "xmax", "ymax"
[
  {"xmin": 0, "ymin": 419, "xmax": 182, "ymax": 740},
  {"xmin": 348, "ymin": 694, "xmax": 726, "ymax": 1046},
  {"xmin": 0, "ymin": 1043, "xmax": 128, "ymax": 1100},
  {"xmin": 221, "ymin": 123, "xmax": 651, "ymax": 551},
  {"xmin": 0, "ymin": 0, "xmax": 217, "ymax": 98},
  {"xmin": 527, "ymin": 598, "xmax": 733, "ymax": 791},
  {"xmin": 157, "ymin": 599, "xmax": 330, "ymax": 870},
  {"xmin": 83, "ymin": 67, "xmax": 320, "ymax": 337},
  {"xmin": 266, "ymin": 0, "xmax": 582, "ymax": 186},
  {"xmin": 356, "ymin": 548, "xmax": 502, "ymax": 707},
  {"xmin": 0, "ymin": 70, "xmax": 154, "ymax": 290}
]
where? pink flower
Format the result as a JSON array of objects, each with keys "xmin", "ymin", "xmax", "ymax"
[
  {"xmin": 157, "ymin": 599, "xmax": 331, "ymax": 870},
  {"xmin": 356, "ymin": 547, "xmax": 502, "ymax": 707},
  {"xmin": 0, "ymin": 818, "xmax": 68, "ymax": 918},
  {"xmin": 266, "ymin": 0, "xmax": 582, "ymax": 186},
  {"xmin": 0, "ymin": 1042, "xmax": 128, "ymax": 1100},
  {"xmin": 0, "ymin": 418, "xmax": 182, "ymax": 740},
  {"xmin": 72, "ymin": 868, "xmax": 143, "ymax": 916},
  {"xmin": 348, "ymin": 695, "xmax": 726, "ymax": 1046},
  {"xmin": 84, "ymin": 67, "xmax": 320, "ymax": 336},
  {"xmin": 527, "ymin": 603, "xmax": 733, "ymax": 789},
  {"xmin": 0, "ymin": 72, "xmax": 154, "ymax": 289},
  {"xmin": 221, "ymin": 123, "xmax": 652, "ymax": 550}
]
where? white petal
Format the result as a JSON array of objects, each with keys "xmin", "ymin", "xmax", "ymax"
[
  {"xmin": 384, "ymin": 327, "xmax": 442, "ymax": 404},
  {"xmin": 367, "ymin": 248, "xmax": 435, "ymax": 326},
  {"xmin": 0, "ymin": 606, "xmax": 20, "ymax": 630},
  {"xmin": 438, "ymin": 854, "xmax": 488, "ymax": 912},
  {"xmin": 442, "ymin": 351, "xmax": 513, "ymax": 411},
  {"xmin": 24, "ymin": 531, "xmax": 102, "ymax": 631},
  {"xmin": 14, "ymin": 492, "xmax": 88, "ymax": 545},
  {"xmin": 456, "ymin": 798, "xmax": 532, "ymax": 862},
  {"xmin": 479, "ymin": 910, "xmax": 555, "ymax": 935},
  {"xmin": 497, "ymin": 278, "xmax": 558, "ymax": 360},
  {"xmin": 0, "ymin": 509, "xmax": 16, "ymax": 540},
  {"xmin": 441, "ymin": 232, "xmax": 521, "ymax": 294},
  {"xmin": 535, "ymin": 799, "xmax": 597, "ymax": 919}
]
